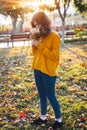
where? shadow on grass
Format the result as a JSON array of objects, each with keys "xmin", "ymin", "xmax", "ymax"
[{"xmin": 61, "ymin": 43, "xmax": 87, "ymax": 61}]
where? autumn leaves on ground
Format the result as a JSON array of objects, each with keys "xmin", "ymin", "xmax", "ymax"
[{"xmin": 0, "ymin": 43, "xmax": 87, "ymax": 130}]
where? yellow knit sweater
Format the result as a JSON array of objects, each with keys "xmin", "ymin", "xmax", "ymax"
[{"xmin": 32, "ymin": 32, "xmax": 60, "ymax": 76}]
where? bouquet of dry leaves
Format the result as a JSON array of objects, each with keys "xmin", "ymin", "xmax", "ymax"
[{"xmin": 29, "ymin": 26, "xmax": 41, "ymax": 40}]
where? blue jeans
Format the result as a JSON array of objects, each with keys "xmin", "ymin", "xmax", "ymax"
[{"xmin": 34, "ymin": 69, "xmax": 62, "ymax": 119}]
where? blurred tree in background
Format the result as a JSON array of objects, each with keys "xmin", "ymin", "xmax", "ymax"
[
  {"xmin": 74, "ymin": 0, "xmax": 87, "ymax": 17},
  {"xmin": 0, "ymin": 0, "xmax": 34, "ymax": 34},
  {"xmin": 54, "ymin": 0, "xmax": 72, "ymax": 44}
]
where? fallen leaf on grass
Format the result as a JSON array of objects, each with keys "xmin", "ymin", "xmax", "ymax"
[
  {"xmin": 81, "ymin": 114, "xmax": 87, "ymax": 122},
  {"xmin": 19, "ymin": 111, "xmax": 27, "ymax": 118},
  {"xmin": 71, "ymin": 89, "xmax": 77, "ymax": 93}
]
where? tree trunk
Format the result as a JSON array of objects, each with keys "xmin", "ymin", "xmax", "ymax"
[
  {"xmin": 61, "ymin": 19, "xmax": 65, "ymax": 45},
  {"xmin": 17, "ymin": 17, "xmax": 24, "ymax": 33},
  {"xmin": 1, "ymin": 25, "xmax": 4, "ymax": 34},
  {"xmin": 11, "ymin": 17, "xmax": 17, "ymax": 34},
  {"xmin": 19, "ymin": 17, "xmax": 24, "ymax": 32}
]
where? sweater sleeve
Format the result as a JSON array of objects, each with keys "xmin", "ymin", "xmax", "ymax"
[
  {"xmin": 42, "ymin": 34, "xmax": 60, "ymax": 61},
  {"xmin": 32, "ymin": 46, "xmax": 37, "ymax": 55}
]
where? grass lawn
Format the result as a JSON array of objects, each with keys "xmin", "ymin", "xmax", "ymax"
[{"xmin": 0, "ymin": 42, "xmax": 87, "ymax": 130}]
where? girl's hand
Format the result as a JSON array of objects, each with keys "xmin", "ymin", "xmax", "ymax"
[{"xmin": 31, "ymin": 40, "xmax": 39, "ymax": 47}]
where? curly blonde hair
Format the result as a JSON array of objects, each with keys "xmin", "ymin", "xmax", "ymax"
[{"xmin": 31, "ymin": 11, "xmax": 52, "ymax": 37}]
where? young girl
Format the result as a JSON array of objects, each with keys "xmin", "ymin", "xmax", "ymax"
[{"xmin": 30, "ymin": 11, "xmax": 63, "ymax": 130}]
